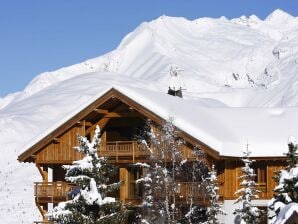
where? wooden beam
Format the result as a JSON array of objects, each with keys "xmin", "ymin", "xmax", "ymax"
[
  {"xmin": 52, "ymin": 138, "xmax": 59, "ymax": 144},
  {"xmin": 85, "ymin": 117, "xmax": 111, "ymax": 136},
  {"xmin": 98, "ymin": 118, "xmax": 110, "ymax": 131},
  {"xmin": 84, "ymin": 121, "xmax": 92, "ymax": 127},
  {"xmin": 35, "ymin": 198, "xmax": 47, "ymax": 220},
  {"xmin": 75, "ymin": 121, "xmax": 84, "ymax": 127},
  {"xmin": 103, "ymin": 111, "xmax": 140, "ymax": 118},
  {"xmin": 93, "ymin": 108, "xmax": 109, "ymax": 114},
  {"xmin": 36, "ymin": 164, "xmax": 46, "ymax": 181},
  {"xmin": 119, "ymin": 168, "xmax": 129, "ymax": 202},
  {"xmin": 85, "ymin": 110, "xmax": 140, "ymax": 137},
  {"xmin": 86, "ymin": 104, "xmax": 139, "ymax": 136}
]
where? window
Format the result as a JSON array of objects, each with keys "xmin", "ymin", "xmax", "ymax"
[
  {"xmin": 253, "ymin": 162, "xmax": 267, "ymax": 187},
  {"xmin": 128, "ymin": 167, "xmax": 143, "ymax": 199},
  {"xmin": 258, "ymin": 164, "xmax": 267, "ymax": 184}
]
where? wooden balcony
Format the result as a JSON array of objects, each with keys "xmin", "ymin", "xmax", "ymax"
[
  {"xmin": 99, "ymin": 141, "xmax": 149, "ymax": 162},
  {"xmin": 152, "ymin": 182, "xmax": 208, "ymax": 205},
  {"xmin": 176, "ymin": 182, "xmax": 208, "ymax": 204},
  {"xmin": 98, "ymin": 141, "xmax": 196, "ymax": 162},
  {"xmin": 34, "ymin": 182, "xmax": 74, "ymax": 203},
  {"xmin": 34, "ymin": 140, "xmax": 197, "ymax": 164}
]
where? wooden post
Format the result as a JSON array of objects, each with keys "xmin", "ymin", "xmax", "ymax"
[
  {"xmin": 101, "ymin": 131, "xmax": 106, "ymax": 143},
  {"xmin": 43, "ymin": 166, "xmax": 48, "ymax": 182},
  {"xmin": 132, "ymin": 142, "xmax": 135, "ymax": 163},
  {"xmin": 36, "ymin": 164, "xmax": 46, "ymax": 181},
  {"xmin": 90, "ymin": 129, "xmax": 94, "ymax": 141},
  {"xmin": 116, "ymin": 141, "xmax": 118, "ymax": 162},
  {"xmin": 36, "ymin": 165, "xmax": 48, "ymax": 182},
  {"xmin": 119, "ymin": 168, "xmax": 129, "ymax": 202}
]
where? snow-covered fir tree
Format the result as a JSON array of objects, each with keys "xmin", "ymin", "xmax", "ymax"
[
  {"xmin": 203, "ymin": 165, "xmax": 226, "ymax": 224},
  {"xmin": 269, "ymin": 136, "xmax": 298, "ymax": 223},
  {"xmin": 136, "ymin": 119, "xmax": 208, "ymax": 224},
  {"xmin": 47, "ymin": 126, "xmax": 127, "ymax": 224},
  {"xmin": 234, "ymin": 145, "xmax": 262, "ymax": 224}
]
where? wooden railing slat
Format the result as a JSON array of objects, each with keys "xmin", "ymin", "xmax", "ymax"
[{"xmin": 34, "ymin": 182, "xmax": 74, "ymax": 199}]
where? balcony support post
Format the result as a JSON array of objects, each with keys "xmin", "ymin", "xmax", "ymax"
[
  {"xmin": 116, "ymin": 141, "xmax": 118, "ymax": 162},
  {"xmin": 36, "ymin": 164, "xmax": 48, "ymax": 182},
  {"xmin": 132, "ymin": 143, "xmax": 135, "ymax": 163},
  {"xmin": 35, "ymin": 197, "xmax": 48, "ymax": 222},
  {"xmin": 119, "ymin": 168, "xmax": 129, "ymax": 202}
]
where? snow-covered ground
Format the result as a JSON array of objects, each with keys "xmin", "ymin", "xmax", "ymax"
[{"xmin": 1, "ymin": 9, "xmax": 298, "ymax": 223}]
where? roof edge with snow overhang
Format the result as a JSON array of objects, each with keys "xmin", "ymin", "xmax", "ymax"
[{"xmin": 18, "ymin": 87, "xmax": 220, "ymax": 162}]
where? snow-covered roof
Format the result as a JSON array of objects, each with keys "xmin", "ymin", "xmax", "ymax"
[
  {"xmin": 8, "ymin": 72, "xmax": 296, "ymax": 159},
  {"xmin": 108, "ymin": 86, "xmax": 297, "ymax": 157}
]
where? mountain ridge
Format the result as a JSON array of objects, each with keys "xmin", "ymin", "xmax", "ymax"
[{"xmin": 1, "ymin": 9, "xmax": 298, "ymax": 110}]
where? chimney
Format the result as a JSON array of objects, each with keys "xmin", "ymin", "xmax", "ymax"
[{"xmin": 167, "ymin": 66, "xmax": 183, "ymax": 98}]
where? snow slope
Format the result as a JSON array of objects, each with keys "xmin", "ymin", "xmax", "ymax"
[
  {"xmin": 1, "ymin": 9, "xmax": 298, "ymax": 110},
  {"xmin": 1, "ymin": 9, "xmax": 298, "ymax": 223}
]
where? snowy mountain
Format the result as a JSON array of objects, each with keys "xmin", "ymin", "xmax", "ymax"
[
  {"xmin": 1, "ymin": 9, "xmax": 298, "ymax": 223},
  {"xmin": 1, "ymin": 9, "xmax": 298, "ymax": 110}
]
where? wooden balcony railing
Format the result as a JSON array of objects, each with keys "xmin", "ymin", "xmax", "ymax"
[
  {"xmin": 99, "ymin": 141, "xmax": 148, "ymax": 162},
  {"xmin": 98, "ymin": 141, "xmax": 196, "ymax": 162},
  {"xmin": 152, "ymin": 182, "xmax": 208, "ymax": 204},
  {"xmin": 176, "ymin": 182, "xmax": 207, "ymax": 202},
  {"xmin": 34, "ymin": 182, "xmax": 74, "ymax": 203}
]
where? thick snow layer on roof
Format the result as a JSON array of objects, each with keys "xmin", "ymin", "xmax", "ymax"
[
  {"xmin": 8, "ymin": 72, "xmax": 296, "ymax": 158},
  {"xmin": 117, "ymin": 85, "xmax": 297, "ymax": 157}
]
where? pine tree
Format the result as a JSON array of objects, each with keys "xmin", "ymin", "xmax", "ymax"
[
  {"xmin": 203, "ymin": 165, "xmax": 226, "ymax": 224},
  {"xmin": 234, "ymin": 145, "xmax": 262, "ymax": 224},
  {"xmin": 47, "ymin": 126, "xmax": 126, "ymax": 224},
  {"xmin": 269, "ymin": 137, "xmax": 298, "ymax": 222}
]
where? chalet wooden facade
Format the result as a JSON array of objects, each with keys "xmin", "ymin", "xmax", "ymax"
[{"xmin": 18, "ymin": 88, "xmax": 286, "ymax": 223}]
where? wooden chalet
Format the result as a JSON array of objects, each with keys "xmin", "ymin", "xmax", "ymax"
[{"xmin": 18, "ymin": 87, "xmax": 286, "ymax": 223}]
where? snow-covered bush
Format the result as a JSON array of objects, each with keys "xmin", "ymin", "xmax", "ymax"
[
  {"xmin": 47, "ymin": 126, "xmax": 127, "ymax": 224},
  {"xmin": 234, "ymin": 146, "xmax": 262, "ymax": 224}
]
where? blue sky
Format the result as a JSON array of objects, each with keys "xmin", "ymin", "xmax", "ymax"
[{"xmin": 0, "ymin": 0, "xmax": 297, "ymax": 97}]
